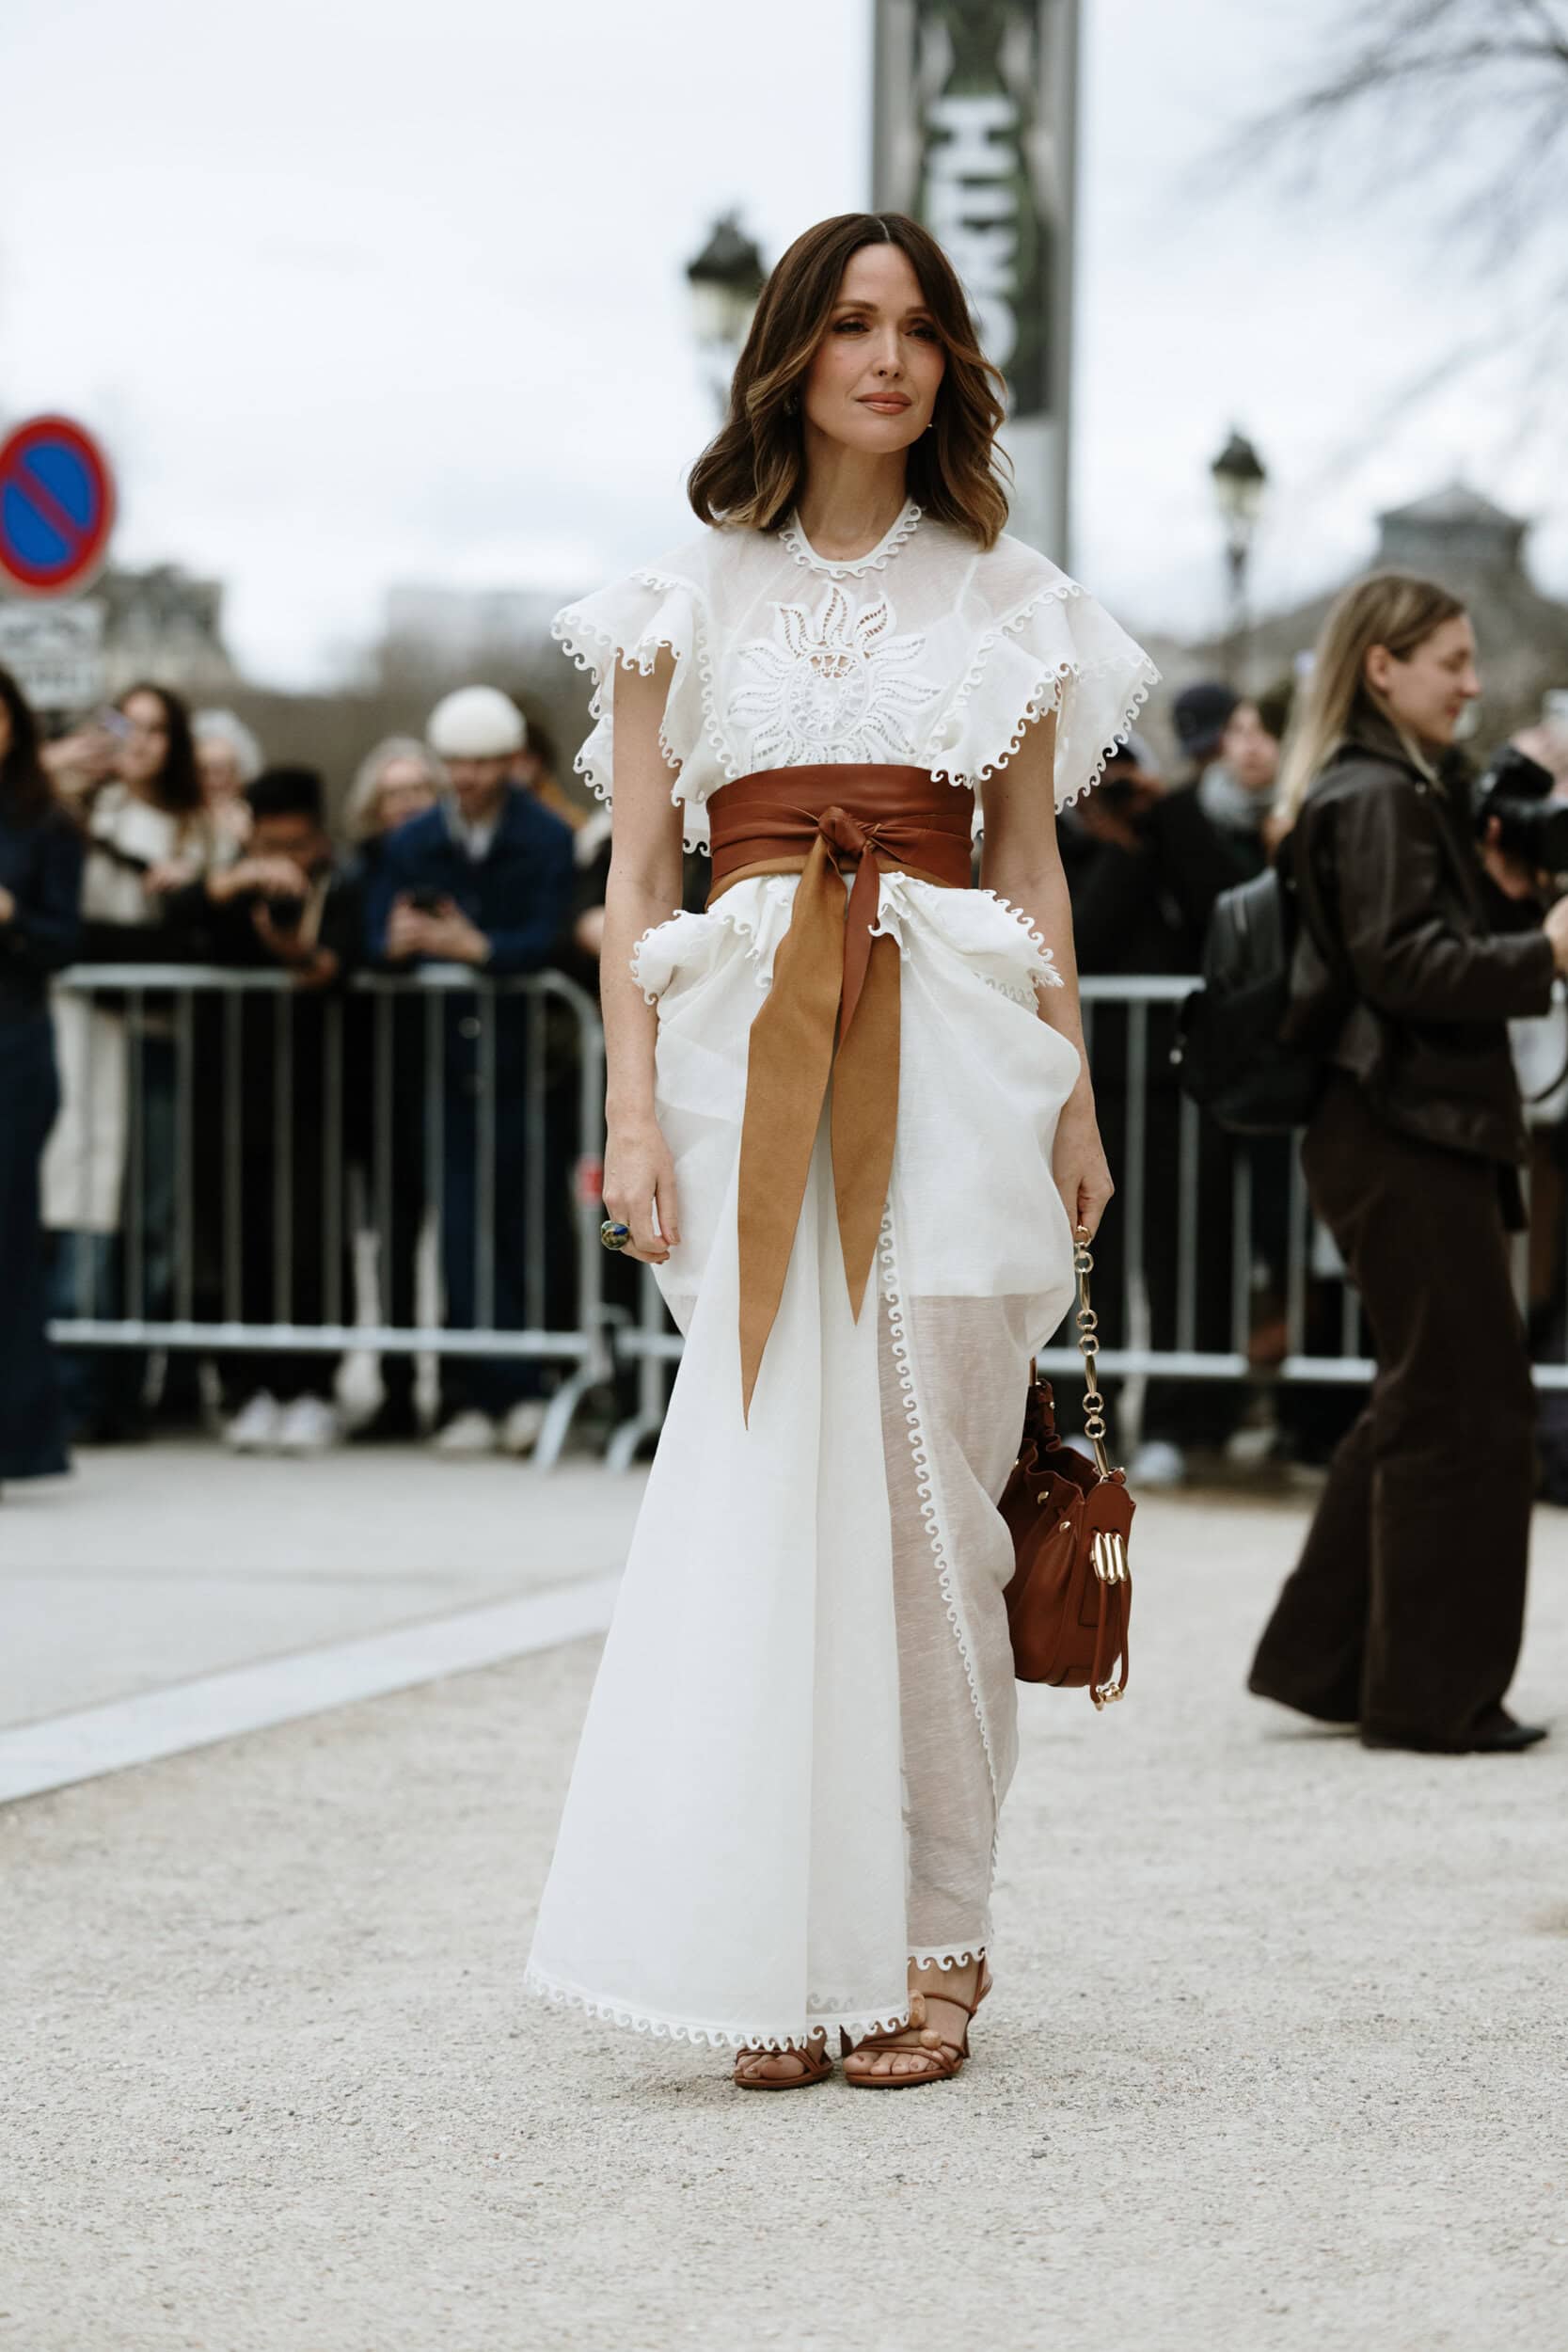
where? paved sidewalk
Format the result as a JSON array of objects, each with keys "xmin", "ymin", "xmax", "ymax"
[
  {"xmin": 2, "ymin": 1441, "xmax": 646, "ymax": 1724},
  {"xmin": 4, "ymin": 1480, "xmax": 1567, "ymax": 2352}
]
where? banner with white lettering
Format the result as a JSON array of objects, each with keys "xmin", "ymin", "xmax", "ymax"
[{"xmin": 872, "ymin": 0, "xmax": 1079, "ymax": 560}]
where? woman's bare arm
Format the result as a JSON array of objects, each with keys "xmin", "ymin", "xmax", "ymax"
[
  {"xmin": 599, "ymin": 654, "xmax": 687, "ymax": 1263},
  {"xmin": 979, "ymin": 708, "xmax": 1114, "ymax": 1241}
]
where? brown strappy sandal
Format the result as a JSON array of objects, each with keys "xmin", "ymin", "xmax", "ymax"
[
  {"xmin": 842, "ymin": 1957, "xmax": 991, "ymax": 2090},
  {"xmin": 732, "ymin": 2028, "xmax": 843, "ymax": 2091}
]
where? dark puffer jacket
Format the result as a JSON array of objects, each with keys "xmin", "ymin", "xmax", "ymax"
[{"xmin": 1286, "ymin": 718, "xmax": 1556, "ymax": 1168}]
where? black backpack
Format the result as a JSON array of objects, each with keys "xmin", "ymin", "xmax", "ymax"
[{"xmin": 1171, "ymin": 841, "xmax": 1328, "ymax": 1136}]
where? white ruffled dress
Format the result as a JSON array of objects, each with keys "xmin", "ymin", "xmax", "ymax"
[{"xmin": 527, "ymin": 501, "xmax": 1156, "ymax": 2051}]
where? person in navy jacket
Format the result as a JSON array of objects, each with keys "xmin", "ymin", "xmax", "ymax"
[
  {"xmin": 0, "ymin": 667, "xmax": 84, "ymax": 1492},
  {"xmin": 365, "ymin": 687, "xmax": 576, "ymax": 1455}
]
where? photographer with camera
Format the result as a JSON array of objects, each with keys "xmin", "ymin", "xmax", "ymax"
[
  {"xmin": 1248, "ymin": 573, "xmax": 1568, "ymax": 1754},
  {"xmin": 165, "ymin": 765, "xmax": 363, "ymax": 1453}
]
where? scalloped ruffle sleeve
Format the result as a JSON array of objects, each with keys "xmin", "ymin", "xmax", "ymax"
[
  {"xmin": 553, "ymin": 518, "xmax": 1157, "ymax": 844},
  {"xmin": 923, "ymin": 569, "xmax": 1160, "ymax": 812},
  {"xmin": 550, "ymin": 564, "xmax": 722, "ymax": 842}
]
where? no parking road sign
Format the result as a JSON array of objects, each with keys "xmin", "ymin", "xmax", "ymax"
[{"xmin": 0, "ymin": 415, "xmax": 116, "ymax": 597}]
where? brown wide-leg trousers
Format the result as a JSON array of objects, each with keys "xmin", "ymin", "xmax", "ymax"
[{"xmin": 1249, "ymin": 1073, "xmax": 1535, "ymax": 1745}]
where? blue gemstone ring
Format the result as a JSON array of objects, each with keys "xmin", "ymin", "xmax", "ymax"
[{"xmin": 599, "ymin": 1219, "xmax": 632, "ymax": 1252}]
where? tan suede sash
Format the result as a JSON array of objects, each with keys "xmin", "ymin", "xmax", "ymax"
[{"xmin": 705, "ymin": 763, "xmax": 975, "ymax": 1421}]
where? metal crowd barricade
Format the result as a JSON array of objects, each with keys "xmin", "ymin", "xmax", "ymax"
[
  {"xmin": 48, "ymin": 963, "xmax": 610, "ymax": 1469},
  {"xmin": 609, "ymin": 973, "xmax": 1568, "ymax": 1456},
  {"xmin": 47, "ymin": 968, "xmax": 1567, "ymax": 1470}
]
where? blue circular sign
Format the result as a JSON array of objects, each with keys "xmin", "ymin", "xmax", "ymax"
[{"xmin": 0, "ymin": 415, "xmax": 116, "ymax": 597}]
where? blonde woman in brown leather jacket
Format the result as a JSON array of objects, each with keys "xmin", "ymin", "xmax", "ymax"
[{"xmin": 1249, "ymin": 572, "xmax": 1568, "ymax": 1754}]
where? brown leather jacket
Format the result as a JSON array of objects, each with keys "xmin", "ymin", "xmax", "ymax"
[{"xmin": 1285, "ymin": 722, "xmax": 1556, "ymax": 1168}]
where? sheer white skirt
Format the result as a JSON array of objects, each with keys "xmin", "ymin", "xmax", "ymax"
[{"xmin": 525, "ymin": 874, "xmax": 1080, "ymax": 2048}]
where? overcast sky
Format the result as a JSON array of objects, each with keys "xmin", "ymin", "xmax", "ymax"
[{"xmin": 1, "ymin": 0, "xmax": 1560, "ymax": 685}]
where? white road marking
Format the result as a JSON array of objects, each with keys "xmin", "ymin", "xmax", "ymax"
[{"xmin": 0, "ymin": 1573, "xmax": 620, "ymax": 1804}]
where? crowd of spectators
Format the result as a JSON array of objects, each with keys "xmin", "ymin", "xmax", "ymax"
[
  {"xmin": 1, "ymin": 666, "xmax": 606, "ymax": 1479},
  {"xmin": 7, "ymin": 654, "xmax": 1564, "ymax": 1494}
]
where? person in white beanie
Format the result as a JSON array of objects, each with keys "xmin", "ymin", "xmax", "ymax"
[{"xmin": 365, "ymin": 685, "xmax": 576, "ymax": 1456}]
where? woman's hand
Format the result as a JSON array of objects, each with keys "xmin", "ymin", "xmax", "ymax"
[
  {"xmin": 603, "ymin": 1115, "xmax": 681, "ymax": 1265},
  {"xmin": 1481, "ymin": 816, "xmax": 1546, "ymax": 904},
  {"xmin": 1053, "ymin": 1089, "xmax": 1114, "ymax": 1242},
  {"xmin": 144, "ymin": 857, "xmax": 200, "ymax": 898},
  {"xmin": 0, "ymin": 883, "xmax": 15, "ymax": 925},
  {"xmin": 209, "ymin": 854, "xmax": 311, "ymax": 905}
]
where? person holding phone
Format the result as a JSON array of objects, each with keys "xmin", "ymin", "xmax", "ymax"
[
  {"xmin": 44, "ymin": 682, "xmax": 208, "ymax": 1441},
  {"xmin": 364, "ymin": 688, "xmax": 575, "ymax": 1457},
  {"xmin": 163, "ymin": 767, "xmax": 363, "ymax": 1453}
]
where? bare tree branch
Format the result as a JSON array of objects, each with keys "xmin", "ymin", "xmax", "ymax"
[{"xmin": 1200, "ymin": 0, "xmax": 1568, "ymax": 482}]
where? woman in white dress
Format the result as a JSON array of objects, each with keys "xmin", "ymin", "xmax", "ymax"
[{"xmin": 528, "ymin": 213, "xmax": 1156, "ymax": 2089}]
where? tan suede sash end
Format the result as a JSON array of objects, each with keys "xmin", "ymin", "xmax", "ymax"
[{"xmin": 705, "ymin": 763, "xmax": 975, "ymax": 1422}]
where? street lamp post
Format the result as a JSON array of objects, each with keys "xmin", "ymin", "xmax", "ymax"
[
  {"xmin": 1210, "ymin": 428, "xmax": 1268, "ymax": 686},
  {"xmin": 685, "ymin": 214, "xmax": 768, "ymax": 420}
]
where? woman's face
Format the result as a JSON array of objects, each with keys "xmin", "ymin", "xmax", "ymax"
[
  {"xmin": 1221, "ymin": 702, "xmax": 1280, "ymax": 796},
  {"xmin": 197, "ymin": 738, "xmax": 245, "ymax": 806},
  {"xmin": 800, "ymin": 242, "xmax": 946, "ymax": 456},
  {"xmin": 117, "ymin": 690, "xmax": 171, "ymax": 792},
  {"xmin": 376, "ymin": 756, "xmax": 437, "ymax": 835},
  {"xmin": 1367, "ymin": 613, "xmax": 1481, "ymax": 748}
]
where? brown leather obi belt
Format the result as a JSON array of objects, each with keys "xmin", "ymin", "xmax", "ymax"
[{"xmin": 705, "ymin": 762, "xmax": 975, "ymax": 1420}]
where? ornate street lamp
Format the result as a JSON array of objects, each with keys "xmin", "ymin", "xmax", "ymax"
[
  {"xmin": 686, "ymin": 213, "xmax": 768, "ymax": 417},
  {"xmin": 1210, "ymin": 428, "xmax": 1268, "ymax": 683}
]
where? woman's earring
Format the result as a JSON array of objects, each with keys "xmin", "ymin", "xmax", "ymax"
[{"xmin": 785, "ymin": 391, "xmax": 800, "ymax": 417}]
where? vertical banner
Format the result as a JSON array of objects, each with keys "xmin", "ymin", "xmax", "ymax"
[{"xmin": 872, "ymin": 0, "xmax": 1079, "ymax": 563}]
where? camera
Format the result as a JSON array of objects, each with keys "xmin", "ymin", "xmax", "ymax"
[
  {"xmin": 245, "ymin": 888, "xmax": 305, "ymax": 931},
  {"xmin": 1473, "ymin": 746, "xmax": 1568, "ymax": 877}
]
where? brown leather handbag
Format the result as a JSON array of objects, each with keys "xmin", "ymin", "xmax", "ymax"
[{"xmin": 1000, "ymin": 1231, "xmax": 1134, "ymax": 1708}]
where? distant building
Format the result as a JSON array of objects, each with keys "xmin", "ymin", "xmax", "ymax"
[
  {"xmin": 95, "ymin": 562, "xmax": 239, "ymax": 697},
  {"xmin": 1150, "ymin": 481, "xmax": 1568, "ymax": 755}
]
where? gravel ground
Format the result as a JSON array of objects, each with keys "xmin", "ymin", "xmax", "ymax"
[{"xmin": 4, "ymin": 1489, "xmax": 1566, "ymax": 2352}]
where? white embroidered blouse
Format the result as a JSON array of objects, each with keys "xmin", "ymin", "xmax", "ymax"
[{"xmin": 552, "ymin": 500, "xmax": 1157, "ymax": 852}]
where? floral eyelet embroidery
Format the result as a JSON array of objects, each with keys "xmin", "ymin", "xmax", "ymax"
[{"xmin": 731, "ymin": 582, "xmax": 940, "ymax": 769}]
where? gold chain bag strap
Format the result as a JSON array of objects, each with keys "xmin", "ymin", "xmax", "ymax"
[{"xmin": 998, "ymin": 1227, "xmax": 1134, "ymax": 1707}]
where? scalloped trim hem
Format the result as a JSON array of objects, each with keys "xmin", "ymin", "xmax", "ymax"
[
  {"xmin": 524, "ymin": 1964, "xmax": 912, "ymax": 2053},
  {"xmin": 908, "ymin": 1945, "xmax": 987, "ymax": 1972},
  {"xmin": 550, "ymin": 566, "xmax": 739, "ymax": 834},
  {"xmin": 954, "ymin": 652, "xmax": 1161, "ymax": 809},
  {"xmin": 926, "ymin": 571, "xmax": 1161, "ymax": 807},
  {"xmin": 627, "ymin": 878, "xmax": 800, "ymax": 1005},
  {"xmin": 879, "ymin": 1208, "xmax": 1000, "ymax": 1809},
  {"xmin": 780, "ymin": 500, "xmax": 923, "ymax": 579},
  {"xmin": 974, "ymin": 886, "xmax": 1065, "ymax": 991}
]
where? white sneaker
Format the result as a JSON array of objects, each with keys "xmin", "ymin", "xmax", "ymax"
[
  {"xmin": 1131, "ymin": 1438, "xmax": 1187, "ymax": 1488},
  {"xmin": 226, "ymin": 1391, "xmax": 280, "ymax": 1453},
  {"xmin": 499, "ymin": 1400, "xmax": 548, "ymax": 1457},
  {"xmin": 433, "ymin": 1408, "xmax": 499, "ymax": 1457},
  {"xmin": 276, "ymin": 1394, "xmax": 341, "ymax": 1455}
]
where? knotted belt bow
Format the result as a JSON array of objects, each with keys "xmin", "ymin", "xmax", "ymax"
[{"xmin": 705, "ymin": 764, "xmax": 975, "ymax": 1420}]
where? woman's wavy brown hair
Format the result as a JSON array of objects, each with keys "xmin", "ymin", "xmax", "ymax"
[{"xmin": 688, "ymin": 213, "xmax": 1010, "ymax": 548}]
